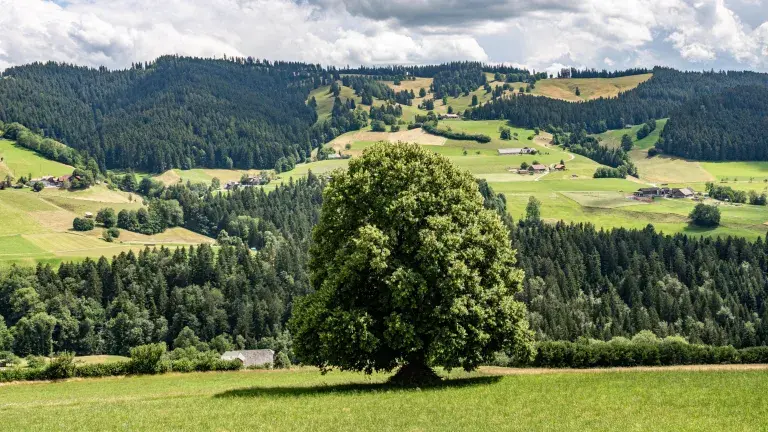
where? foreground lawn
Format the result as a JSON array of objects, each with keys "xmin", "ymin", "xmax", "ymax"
[{"xmin": 1, "ymin": 368, "xmax": 766, "ymax": 431}]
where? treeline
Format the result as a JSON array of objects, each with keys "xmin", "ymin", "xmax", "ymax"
[
  {"xmin": 2, "ymin": 122, "xmax": 89, "ymax": 170},
  {"xmin": 422, "ymin": 123, "xmax": 491, "ymax": 143},
  {"xmin": 513, "ymin": 221, "xmax": 768, "ymax": 348},
  {"xmin": 558, "ymin": 67, "xmax": 651, "ymax": 79},
  {"xmin": 431, "ymin": 66, "xmax": 486, "ymax": 98},
  {"xmin": 659, "ymin": 86, "xmax": 768, "ymax": 161},
  {"xmin": 466, "ymin": 67, "xmax": 768, "ymax": 134},
  {"xmin": 338, "ymin": 62, "xmax": 536, "ymax": 79},
  {"xmin": 554, "ymin": 130, "xmax": 637, "ymax": 177},
  {"xmin": 510, "ymin": 334, "xmax": 768, "ymax": 368},
  {"xmin": 705, "ymin": 182, "xmax": 767, "ymax": 205},
  {"xmin": 0, "ymin": 56, "xmax": 330, "ymax": 172},
  {"xmin": 2, "ymin": 176, "xmax": 768, "ymax": 359}
]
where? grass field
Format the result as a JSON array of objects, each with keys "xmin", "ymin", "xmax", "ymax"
[
  {"xmin": 0, "ymin": 367, "xmax": 766, "ymax": 431},
  {"xmin": 530, "ymin": 74, "xmax": 653, "ymax": 102},
  {"xmin": 0, "ymin": 185, "xmax": 214, "ymax": 266},
  {"xmin": 0, "ymin": 138, "xmax": 73, "ymax": 179}
]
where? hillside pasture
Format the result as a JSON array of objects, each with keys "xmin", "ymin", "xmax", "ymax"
[
  {"xmin": 0, "ymin": 138, "xmax": 73, "ymax": 179},
  {"xmin": 531, "ymin": 74, "xmax": 653, "ymax": 102},
  {"xmin": 0, "ymin": 185, "xmax": 213, "ymax": 266},
  {"xmin": 0, "ymin": 368, "xmax": 765, "ymax": 431},
  {"xmin": 308, "ymin": 83, "xmax": 366, "ymax": 123}
]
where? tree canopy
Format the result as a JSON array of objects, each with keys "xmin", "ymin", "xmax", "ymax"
[{"xmin": 290, "ymin": 142, "xmax": 532, "ymax": 383}]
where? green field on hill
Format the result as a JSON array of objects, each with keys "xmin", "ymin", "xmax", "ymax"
[
  {"xmin": 1, "ymin": 368, "xmax": 765, "ymax": 431},
  {"xmin": 0, "ymin": 138, "xmax": 73, "ymax": 179},
  {"xmin": 0, "ymin": 146, "xmax": 214, "ymax": 266}
]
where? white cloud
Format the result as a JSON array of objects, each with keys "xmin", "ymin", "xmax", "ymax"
[{"xmin": 0, "ymin": 0, "xmax": 765, "ymax": 71}]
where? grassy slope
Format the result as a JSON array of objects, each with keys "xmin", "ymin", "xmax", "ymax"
[
  {"xmin": 0, "ymin": 368, "xmax": 766, "ymax": 431},
  {"xmin": 531, "ymin": 74, "xmax": 653, "ymax": 102},
  {"xmin": 0, "ymin": 185, "xmax": 213, "ymax": 267},
  {"xmin": 0, "ymin": 138, "xmax": 74, "ymax": 179}
]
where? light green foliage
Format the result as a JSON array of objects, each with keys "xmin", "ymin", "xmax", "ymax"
[
  {"xmin": 291, "ymin": 142, "xmax": 533, "ymax": 377},
  {"xmin": 525, "ymin": 196, "xmax": 541, "ymax": 223},
  {"xmin": 0, "ymin": 369, "xmax": 766, "ymax": 431},
  {"xmin": 0, "ymin": 315, "xmax": 13, "ymax": 351}
]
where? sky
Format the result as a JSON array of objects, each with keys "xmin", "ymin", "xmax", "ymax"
[{"xmin": 0, "ymin": 0, "xmax": 766, "ymax": 73}]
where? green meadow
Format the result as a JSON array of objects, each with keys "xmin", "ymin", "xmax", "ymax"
[
  {"xmin": 0, "ymin": 138, "xmax": 73, "ymax": 179},
  {"xmin": 0, "ymin": 368, "xmax": 765, "ymax": 431}
]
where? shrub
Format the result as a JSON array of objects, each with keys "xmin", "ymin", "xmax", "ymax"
[
  {"xmin": 129, "ymin": 342, "xmax": 167, "ymax": 374},
  {"xmin": 170, "ymin": 359, "xmax": 194, "ymax": 373},
  {"xmin": 72, "ymin": 217, "xmax": 95, "ymax": 231},
  {"xmin": 689, "ymin": 203, "xmax": 721, "ymax": 227},
  {"xmin": 739, "ymin": 347, "xmax": 768, "ymax": 364},
  {"xmin": 32, "ymin": 182, "xmax": 44, "ymax": 192},
  {"xmin": 25, "ymin": 355, "xmax": 47, "ymax": 369},
  {"xmin": 273, "ymin": 351, "xmax": 291, "ymax": 369},
  {"xmin": 74, "ymin": 361, "xmax": 129, "ymax": 378},
  {"xmin": 42, "ymin": 352, "xmax": 76, "ymax": 380},
  {"xmin": 647, "ymin": 147, "xmax": 660, "ymax": 157}
]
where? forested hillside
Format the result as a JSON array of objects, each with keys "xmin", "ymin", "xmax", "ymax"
[
  {"xmin": 658, "ymin": 86, "xmax": 768, "ymax": 160},
  {"xmin": 2, "ymin": 178, "xmax": 767, "ymax": 357},
  {"xmin": 0, "ymin": 56, "xmax": 330, "ymax": 172},
  {"xmin": 466, "ymin": 68, "xmax": 768, "ymax": 133}
]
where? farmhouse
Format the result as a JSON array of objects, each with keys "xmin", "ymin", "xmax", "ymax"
[
  {"xmin": 223, "ymin": 181, "xmax": 239, "ymax": 191},
  {"xmin": 670, "ymin": 187, "xmax": 695, "ymax": 199},
  {"xmin": 634, "ymin": 187, "xmax": 664, "ymax": 198},
  {"xmin": 554, "ymin": 164, "xmax": 566, "ymax": 171},
  {"xmin": 530, "ymin": 164, "xmax": 548, "ymax": 173},
  {"xmin": 220, "ymin": 349, "xmax": 275, "ymax": 367},
  {"xmin": 498, "ymin": 147, "xmax": 536, "ymax": 156},
  {"xmin": 326, "ymin": 153, "xmax": 342, "ymax": 160},
  {"xmin": 634, "ymin": 187, "xmax": 695, "ymax": 199},
  {"xmin": 439, "ymin": 113, "xmax": 460, "ymax": 120}
]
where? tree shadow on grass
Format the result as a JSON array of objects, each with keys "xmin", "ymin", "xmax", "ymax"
[{"xmin": 214, "ymin": 375, "xmax": 502, "ymax": 399}]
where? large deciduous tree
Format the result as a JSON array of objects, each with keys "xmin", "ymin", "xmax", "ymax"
[{"xmin": 290, "ymin": 142, "xmax": 532, "ymax": 385}]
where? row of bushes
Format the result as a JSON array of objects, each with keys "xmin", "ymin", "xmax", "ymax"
[
  {"xmin": 0, "ymin": 343, "xmax": 242, "ymax": 383},
  {"xmin": 422, "ymin": 123, "xmax": 491, "ymax": 143},
  {"xmin": 508, "ymin": 339, "xmax": 768, "ymax": 368}
]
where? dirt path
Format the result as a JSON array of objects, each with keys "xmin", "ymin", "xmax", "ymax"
[{"xmin": 480, "ymin": 364, "xmax": 768, "ymax": 376}]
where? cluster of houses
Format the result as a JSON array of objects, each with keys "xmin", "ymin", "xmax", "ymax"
[
  {"xmin": 224, "ymin": 174, "xmax": 271, "ymax": 191},
  {"xmin": 633, "ymin": 186, "xmax": 695, "ymax": 199},
  {"xmin": 498, "ymin": 147, "xmax": 537, "ymax": 156},
  {"xmin": 511, "ymin": 163, "xmax": 566, "ymax": 175}
]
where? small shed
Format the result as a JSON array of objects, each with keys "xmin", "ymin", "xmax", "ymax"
[
  {"xmin": 530, "ymin": 164, "xmax": 547, "ymax": 173},
  {"xmin": 554, "ymin": 164, "xmax": 566, "ymax": 171},
  {"xmin": 221, "ymin": 349, "xmax": 274, "ymax": 367},
  {"xmin": 670, "ymin": 187, "xmax": 695, "ymax": 199},
  {"xmin": 84, "ymin": 212, "xmax": 94, "ymax": 219}
]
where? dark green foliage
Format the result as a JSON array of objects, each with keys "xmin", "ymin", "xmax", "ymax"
[
  {"xmin": 500, "ymin": 127, "xmax": 511, "ymax": 140},
  {"xmin": 114, "ymin": 199, "xmax": 183, "ymax": 235},
  {"xmin": 32, "ymin": 182, "xmax": 44, "ymax": 192},
  {"xmin": 42, "ymin": 352, "xmax": 76, "ymax": 380},
  {"xmin": 96, "ymin": 208, "xmax": 117, "ymax": 228},
  {"xmin": 648, "ymin": 147, "xmax": 661, "ymax": 157},
  {"xmin": 530, "ymin": 339, "xmax": 764, "ymax": 368},
  {"xmin": 0, "ymin": 57, "xmax": 326, "ymax": 172},
  {"xmin": 467, "ymin": 68, "xmax": 768, "ymax": 133},
  {"xmin": 594, "ymin": 166, "xmax": 629, "ymax": 179},
  {"xmin": 291, "ymin": 143, "xmax": 532, "ymax": 379},
  {"xmin": 689, "ymin": 204, "xmax": 721, "ymax": 227},
  {"xmin": 706, "ymin": 183, "xmax": 748, "ymax": 203},
  {"xmin": 422, "ymin": 123, "xmax": 491, "ymax": 143},
  {"xmin": 369, "ymin": 104, "xmax": 402, "ymax": 125},
  {"xmin": 128, "ymin": 343, "xmax": 167, "ymax": 374},
  {"xmin": 371, "ymin": 120, "xmax": 386, "ymax": 132},
  {"xmin": 621, "ymin": 134, "xmax": 633, "ymax": 151},
  {"xmin": 72, "ymin": 218, "xmax": 95, "ymax": 231},
  {"xmin": 636, "ymin": 119, "xmax": 656, "ymax": 140},
  {"xmin": 660, "ymin": 86, "xmax": 768, "ymax": 160},
  {"xmin": 560, "ymin": 67, "xmax": 651, "ymax": 79}
]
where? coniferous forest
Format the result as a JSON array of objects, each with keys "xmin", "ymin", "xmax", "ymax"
[
  {"xmin": 466, "ymin": 67, "xmax": 768, "ymax": 135},
  {"xmin": 658, "ymin": 85, "xmax": 768, "ymax": 160},
  {"xmin": 0, "ymin": 56, "xmax": 330, "ymax": 172},
  {"xmin": 2, "ymin": 178, "xmax": 767, "ymax": 357}
]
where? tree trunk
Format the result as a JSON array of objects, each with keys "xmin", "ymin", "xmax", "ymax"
[{"xmin": 388, "ymin": 356, "xmax": 441, "ymax": 387}]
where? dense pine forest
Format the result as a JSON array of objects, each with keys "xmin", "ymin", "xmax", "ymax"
[
  {"xmin": 2, "ymin": 178, "xmax": 767, "ymax": 357},
  {"xmin": 659, "ymin": 85, "xmax": 768, "ymax": 160},
  {"xmin": 466, "ymin": 67, "xmax": 768, "ymax": 134},
  {"xmin": 0, "ymin": 56, "xmax": 330, "ymax": 172}
]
